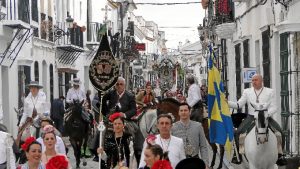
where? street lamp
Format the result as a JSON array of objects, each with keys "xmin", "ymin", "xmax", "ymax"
[
  {"xmin": 54, "ymin": 13, "xmax": 74, "ymax": 41},
  {"xmin": 65, "ymin": 14, "xmax": 74, "ymax": 29}
]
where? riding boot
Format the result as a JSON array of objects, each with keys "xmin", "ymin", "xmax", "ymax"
[
  {"xmin": 276, "ymin": 154, "xmax": 287, "ymax": 166},
  {"xmin": 231, "ymin": 133, "xmax": 242, "ymax": 164}
]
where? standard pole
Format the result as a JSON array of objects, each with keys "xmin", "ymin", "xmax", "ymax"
[{"xmin": 97, "ymin": 91, "xmax": 105, "ymax": 169}]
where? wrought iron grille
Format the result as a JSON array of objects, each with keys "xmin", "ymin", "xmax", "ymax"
[
  {"xmin": 262, "ymin": 29, "xmax": 271, "ymax": 87},
  {"xmin": 235, "ymin": 44, "xmax": 242, "ymax": 99}
]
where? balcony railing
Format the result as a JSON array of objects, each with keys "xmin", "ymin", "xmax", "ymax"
[
  {"xmin": 87, "ymin": 22, "xmax": 101, "ymax": 43},
  {"xmin": 55, "ymin": 22, "xmax": 84, "ymax": 48}
]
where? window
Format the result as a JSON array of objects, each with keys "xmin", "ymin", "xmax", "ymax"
[
  {"xmin": 48, "ymin": 16, "xmax": 53, "ymax": 41},
  {"xmin": 33, "ymin": 27, "xmax": 39, "ymax": 37},
  {"xmin": 65, "ymin": 73, "xmax": 71, "ymax": 95},
  {"xmin": 18, "ymin": 66, "xmax": 31, "ymax": 108},
  {"xmin": 280, "ymin": 32, "xmax": 289, "ymax": 153},
  {"xmin": 221, "ymin": 39, "xmax": 228, "ymax": 88},
  {"xmin": 262, "ymin": 29, "xmax": 271, "ymax": 87},
  {"xmin": 18, "ymin": 0, "xmax": 30, "ymax": 23},
  {"xmin": 31, "ymin": 0, "xmax": 38, "ymax": 22},
  {"xmin": 243, "ymin": 39, "xmax": 250, "ymax": 113},
  {"xmin": 40, "ymin": 13, "xmax": 47, "ymax": 40},
  {"xmin": 49, "ymin": 64, "xmax": 54, "ymax": 102},
  {"xmin": 235, "ymin": 44, "xmax": 242, "ymax": 99},
  {"xmin": 58, "ymin": 72, "xmax": 64, "ymax": 97},
  {"xmin": 243, "ymin": 39, "xmax": 250, "ymax": 88},
  {"xmin": 1, "ymin": 0, "xmax": 6, "ymax": 7},
  {"xmin": 34, "ymin": 61, "xmax": 39, "ymax": 82}
]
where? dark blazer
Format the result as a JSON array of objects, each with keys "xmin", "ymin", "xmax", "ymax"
[
  {"xmin": 102, "ymin": 90, "xmax": 137, "ymax": 119},
  {"xmin": 51, "ymin": 98, "xmax": 65, "ymax": 119}
]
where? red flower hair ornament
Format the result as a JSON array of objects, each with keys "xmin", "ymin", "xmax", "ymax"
[
  {"xmin": 21, "ymin": 137, "xmax": 36, "ymax": 151},
  {"xmin": 109, "ymin": 112, "xmax": 122, "ymax": 122},
  {"xmin": 46, "ymin": 155, "xmax": 68, "ymax": 169},
  {"xmin": 146, "ymin": 134, "xmax": 157, "ymax": 145},
  {"xmin": 152, "ymin": 160, "xmax": 173, "ymax": 169}
]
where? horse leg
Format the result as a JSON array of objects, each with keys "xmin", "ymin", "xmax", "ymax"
[
  {"xmin": 82, "ymin": 137, "xmax": 88, "ymax": 166},
  {"xmin": 210, "ymin": 143, "xmax": 218, "ymax": 168},
  {"xmin": 217, "ymin": 145, "xmax": 225, "ymax": 169},
  {"xmin": 70, "ymin": 139, "xmax": 81, "ymax": 168}
]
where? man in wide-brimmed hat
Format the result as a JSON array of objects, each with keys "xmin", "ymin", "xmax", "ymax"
[
  {"xmin": 17, "ymin": 81, "xmax": 50, "ymax": 139},
  {"xmin": 66, "ymin": 78, "xmax": 86, "ymax": 106},
  {"xmin": 19, "ymin": 81, "xmax": 48, "ymax": 129}
]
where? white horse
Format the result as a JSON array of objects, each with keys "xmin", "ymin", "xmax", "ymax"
[
  {"xmin": 244, "ymin": 103, "xmax": 278, "ymax": 169},
  {"xmin": 137, "ymin": 108, "xmax": 157, "ymax": 138}
]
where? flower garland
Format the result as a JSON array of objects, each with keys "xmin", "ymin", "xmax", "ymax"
[
  {"xmin": 146, "ymin": 134, "xmax": 156, "ymax": 145},
  {"xmin": 21, "ymin": 137, "xmax": 36, "ymax": 151},
  {"xmin": 109, "ymin": 112, "xmax": 122, "ymax": 122},
  {"xmin": 46, "ymin": 155, "xmax": 68, "ymax": 169},
  {"xmin": 152, "ymin": 160, "xmax": 172, "ymax": 169}
]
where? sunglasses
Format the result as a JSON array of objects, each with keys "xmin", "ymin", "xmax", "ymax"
[{"xmin": 116, "ymin": 83, "xmax": 124, "ymax": 86}]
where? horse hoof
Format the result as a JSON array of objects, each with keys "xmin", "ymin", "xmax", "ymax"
[
  {"xmin": 83, "ymin": 161, "xmax": 87, "ymax": 166},
  {"xmin": 76, "ymin": 166, "xmax": 80, "ymax": 169}
]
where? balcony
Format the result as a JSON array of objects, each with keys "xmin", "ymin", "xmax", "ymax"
[
  {"xmin": 54, "ymin": 22, "xmax": 84, "ymax": 66},
  {"xmin": 214, "ymin": 0, "xmax": 235, "ymax": 25},
  {"xmin": 55, "ymin": 22, "xmax": 84, "ymax": 49}
]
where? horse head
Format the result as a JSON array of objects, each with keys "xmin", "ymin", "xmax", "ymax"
[
  {"xmin": 70, "ymin": 99, "xmax": 84, "ymax": 114},
  {"xmin": 250, "ymin": 102, "xmax": 271, "ymax": 144}
]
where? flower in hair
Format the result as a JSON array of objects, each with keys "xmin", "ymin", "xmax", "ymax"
[
  {"xmin": 109, "ymin": 112, "xmax": 122, "ymax": 122},
  {"xmin": 43, "ymin": 124, "xmax": 55, "ymax": 133},
  {"xmin": 146, "ymin": 134, "xmax": 157, "ymax": 145},
  {"xmin": 21, "ymin": 137, "xmax": 36, "ymax": 151},
  {"xmin": 46, "ymin": 155, "xmax": 68, "ymax": 169},
  {"xmin": 152, "ymin": 160, "xmax": 172, "ymax": 169}
]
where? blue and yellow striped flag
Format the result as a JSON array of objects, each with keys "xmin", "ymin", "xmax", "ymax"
[{"xmin": 207, "ymin": 46, "xmax": 234, "ymax": 156}]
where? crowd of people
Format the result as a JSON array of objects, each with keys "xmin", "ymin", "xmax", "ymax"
[{"xmin": 0, "ymin": 73, "xmax": 287, "ymax": 168}]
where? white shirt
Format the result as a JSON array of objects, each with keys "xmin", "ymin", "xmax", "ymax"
[
  {"xmin": 139, "ymin": 134, "xmax": 186, "ymax": 169},
  {"xmin": 228, "ymin": 87, "xmax": 277, "ymax": 116},
  {"xmin": 0, "ymin": 131, "xmax": 16, "ymax": 168},
  {"xmin": 187, "ymin": 83, "xmax": 202, "ymax": 107},
  {"xmin": 66, "ymin": 88, "xmax": 86, "ymax": 104},
  {"xmin": 36, "ymin": 136, "xmax": 66, "ymax": 155},
  {"xmin": 20, "ymin": 91, "xmax": 49, "ymax": 127},
  {"xmin": 154, "ymin": 87, "xmax": 161, "ymax": 97}
]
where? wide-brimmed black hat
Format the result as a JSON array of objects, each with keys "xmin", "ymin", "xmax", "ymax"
[
  {"xmin": 27, "ymin": 81, "xmax": 43, "ymax": 89},
  {"xmin": 175, "ymin": 158, "xmax": 206, "ymax": 169}
]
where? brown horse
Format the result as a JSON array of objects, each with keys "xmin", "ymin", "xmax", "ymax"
[{"xmin": 156, "ymin": 98, "xmax": 180, "ymax": 121}]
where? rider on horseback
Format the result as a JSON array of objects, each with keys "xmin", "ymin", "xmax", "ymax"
[
  {"xmin": 66, "ymin": 78, "xmax": 86, "ymax": 109},
  {"xmin": 228, "ymin": 74, "xmax": 287, "ymax": 166},
  {"xmin": 18, "ymin": 81, "xmax": 49, "ymax": 139},
  {"xmin": 136, "ymin": 81, "xmax": 156, "ymax": 114}
]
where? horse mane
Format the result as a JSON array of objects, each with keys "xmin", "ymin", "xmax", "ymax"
[{"xmin": 160, "ymin": 97, "xmax": 180, "ymax": 105}]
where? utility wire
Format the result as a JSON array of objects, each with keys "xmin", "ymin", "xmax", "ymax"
[{"xmin": 130, "ymin": 2, "xmax": 202, "ymax": 5}]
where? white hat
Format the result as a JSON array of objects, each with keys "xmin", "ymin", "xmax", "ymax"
[
  {"xmin": 27, "ymin": 81, "xmax": 43, "ymax": 89},
  {"xmin": 70, "ymin": 78, "xmax": 82, "ymax": 85}
]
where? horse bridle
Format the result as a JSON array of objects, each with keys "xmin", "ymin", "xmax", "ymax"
[{"xmin": 254, "ymin": 109, "xmax": 270, "ymax": 145}]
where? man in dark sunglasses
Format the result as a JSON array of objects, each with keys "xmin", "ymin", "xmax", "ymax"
[{"xmin": 92, "ymin": 77, "xmax": 143, "ymax": 163}]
